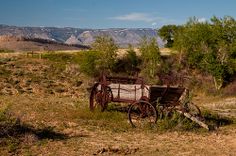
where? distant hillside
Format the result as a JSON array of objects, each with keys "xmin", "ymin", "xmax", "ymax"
[
  {"xmin": 0, "ymin": 25, "xmax": 164, "ymax": 48},
  {"xmin": 0, "ymin": 35, "xmax": 89, "ymax": 51}
]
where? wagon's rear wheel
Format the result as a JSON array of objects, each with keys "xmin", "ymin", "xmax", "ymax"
[
  {"xmin": 184, "ymin": 102, "xmax": 203, "ymax": 120},
  {"xmin": 89, "ymin": 83, "xmax": 112, "ymax": 112},
  {"xmin": 128, "ymin": 100, "xmax": 157, "ymax": 128}
]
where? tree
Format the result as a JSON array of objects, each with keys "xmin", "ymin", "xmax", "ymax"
[
  {"xmin": 139, "ymin": 37, "xmax": 161, "ymax": 79},
  {"xmin": 78, "ymin": 51, "xmax": 100, "ymax": 76},
  {"xmin": 158, "ymin": 25, "xmax": 179, "ymax": 47},
  {"xmin": 126, "ymin": 44, "xmax": 139, "ymax": 69},
  {"xmin": 112, "ymin": 44, "xmax": 140, "ymax": 75},
  {"xmin": 173, "ymin": 16, "xmax": 236, "ymax": 89},
  {"xmin": 92, "ymin": 35, "xmax": 118, "ymax": 72}
]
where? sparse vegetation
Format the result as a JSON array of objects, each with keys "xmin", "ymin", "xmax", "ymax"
[{"xmin": 0, "ymin": 52, "xmax": 235, "ymax": 155}]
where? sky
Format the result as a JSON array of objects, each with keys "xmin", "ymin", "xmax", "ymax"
[{"xmin": 0, "ymin": 0, "xmax": 236, "ymax": 29}]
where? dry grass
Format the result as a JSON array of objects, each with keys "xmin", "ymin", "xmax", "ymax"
[
  {"xmin": 1, "ymin": 94, "xmax": 235, "ymax": 156},
  {"xmin": 117, "ymin": 48, "xmax": 175, "ymax": 58},
  {"xmin": 0, "ymin": 53, "xmax": 236, "ymax": 155}
]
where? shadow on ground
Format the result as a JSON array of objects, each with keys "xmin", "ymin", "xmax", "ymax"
[
  {"xmin": 202, "ymin": 110, "xmax": 236, "ymax": 129},
  {"xmin": 0, "ymin": 119, "xmax": 68, "ymax": 141}
]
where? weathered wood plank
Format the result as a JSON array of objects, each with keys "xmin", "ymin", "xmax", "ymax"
[
  {"xmin": 109, "ymin": 84, "xmax": 149, "ymax": 101},
  {"xmin": 177, "ymin": 110, "xmax": 209, "ymax": 130}
]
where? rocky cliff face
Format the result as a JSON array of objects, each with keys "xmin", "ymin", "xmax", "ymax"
[{"xmin": 0, "ymin": 25, "xmax": 164, "ymax": 47}]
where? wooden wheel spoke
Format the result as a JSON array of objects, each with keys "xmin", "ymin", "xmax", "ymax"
[
  {"xmin": 128, "ymin": 100, "xmax": 157, "ymax": 128},
  {"xmin": 90, "ymin": 83, "xmax": 112, "ymax": 112}
]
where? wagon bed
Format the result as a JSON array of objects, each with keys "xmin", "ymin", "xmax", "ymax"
[{"xmin": 105, "ymin": 76, "xmax": 186, "ymax": 104}]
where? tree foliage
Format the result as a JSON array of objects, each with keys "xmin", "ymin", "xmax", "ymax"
[
  {"xmin": 78, "ymin": 51, "xmax": 100, "ymax": 76},
  {"xmin": 158, "ymin": 25, "xmax": 179, "ymax": 47},
  {"xmin": 139, "ymin": 37, "xmax": 161, "ymax": 79},
  {"xmin": 173, "ymin": 16, "xmax": 236, "ymax": 89},
  {"xmin": 126, "ymin": 44, "xmax": 139, "ymax": 69},
  {"xmin": 112, "ymin": 44, "xmax": 140, "ymax": 75},
  {"xmin": 92, "ymin": 35, "xmax": 118, "ymax": 71}
]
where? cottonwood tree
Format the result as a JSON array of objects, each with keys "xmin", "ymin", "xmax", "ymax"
[
  {"xmin": 92, "ymin": 35, "xmax": 118, "ymax": 72},
  {"xmin": 158, "ymin": 25, "xmax": 179, "ymax": 48},
  {"xmin": 173, "ymin": 16, "xmax": 236, "ymax": 89},
  {"xmin": 139, "ymin": 37, "xmax": 161, "ymax": 79}
]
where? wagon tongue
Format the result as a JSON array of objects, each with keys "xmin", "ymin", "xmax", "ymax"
[{"xmin": 177, "ymin": 110, "xmax": 209, "ymax": 130}]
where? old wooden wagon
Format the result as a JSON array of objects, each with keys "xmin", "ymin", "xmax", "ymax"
[{"xmin": 89, "ymin": 74, "xmax": 208, "ymax": 129}]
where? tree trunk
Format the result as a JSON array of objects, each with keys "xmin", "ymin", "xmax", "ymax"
[{"xmin": 213, "ymin": 77, "xmax": 223, "ymax": 90}]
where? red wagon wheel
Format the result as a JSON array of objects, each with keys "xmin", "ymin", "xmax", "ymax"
[
  {"xmin": 89, "ymin": 83, "xmax": 112, "ymax": 112},
  {"xmin": 128, "ymin": 100, "xmax": 157, "ymax": 128}
]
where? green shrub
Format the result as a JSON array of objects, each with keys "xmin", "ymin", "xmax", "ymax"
[
  {"xmin": 113, "ymin": 46, "xmax": 141, "ymax": 75},
  {"xmin": 76, "ymin": 51, "xmax": 101, "ymax": 76},
  {"xmin": 156, "ymin": 111, "xmax": 200, "ymax": 131}
]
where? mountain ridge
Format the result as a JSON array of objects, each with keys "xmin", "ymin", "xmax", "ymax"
[{"xmin": 0, "ymin": 24, "xmax": 164, "ymax": 48}]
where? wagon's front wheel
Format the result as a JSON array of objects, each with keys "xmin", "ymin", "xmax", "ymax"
[
  {"xmin": 89, "ymin": 83, "xmax": 112, "ymax": 112},
  {"xmin": 128, "ymin": 101, "xmax": 157, "ymax": 128}
]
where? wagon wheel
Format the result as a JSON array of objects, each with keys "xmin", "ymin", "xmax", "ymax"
[
  {"xmin": 156, "ymin": 104, "xmax": 176, "ymax": 119},
  {"xmin": 183, "ymin": 102, "xmax": 203, "ymax": 120},
  {"xmin": 89, "ymin": 83, "xmax": 112, "ymax": 112},
  {"xmin": 128, "ymin": 100, "xmax": 157, "ymax": 128}
]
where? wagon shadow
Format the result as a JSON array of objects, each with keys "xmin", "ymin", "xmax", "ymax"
[{"xmin": 202, "ymin": 110, "xmax": 235, "ymax": 129}]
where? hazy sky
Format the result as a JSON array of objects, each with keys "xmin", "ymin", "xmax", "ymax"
[{"xmin": 0, "ymin": 0, "xmax": 236, "ymax": 28}]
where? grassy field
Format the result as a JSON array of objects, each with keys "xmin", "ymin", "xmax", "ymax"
[{"xmin": 0, "ymin": 52, "xmax": 236, "ymax": 155}]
